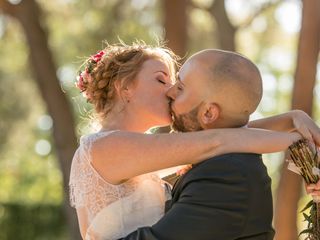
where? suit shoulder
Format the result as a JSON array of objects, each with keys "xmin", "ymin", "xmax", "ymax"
[
  {"xmin": 181, "ymin": 153, "xmax": 263, "ymax": 183},
  {"xmin": 194, "ymin": 153, "xmax": 260, "ymax": 171}
]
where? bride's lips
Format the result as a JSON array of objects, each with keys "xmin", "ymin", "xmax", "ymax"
[
  {"xmin": 168, "ymin": 102, "xmax": 174, "ymax": 115},
  {"xmin": 169, "ymin": 106, "xmax": 177, "ymax": 122}
]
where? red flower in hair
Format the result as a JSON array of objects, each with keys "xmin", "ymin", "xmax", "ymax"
[
  {"xmin": 91, "ymin": 50, "xmax": 105, "ymax": 63},
  {"xmin": 75, "ymin": 49, "xmax": 106, "ymax": 100}
]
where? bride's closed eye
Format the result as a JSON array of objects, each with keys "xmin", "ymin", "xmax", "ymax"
[
  {"xmin": 156, "ymin": 75, "xmax": 168, "ymax": 85},
  {"xmin": 157, "ymin": 78, "xmax": 166, "ymax": 84}
]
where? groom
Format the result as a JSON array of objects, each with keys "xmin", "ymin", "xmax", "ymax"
[{"xmin": 120, "ymin": 49, "xmax": 275, "ymax": 240}]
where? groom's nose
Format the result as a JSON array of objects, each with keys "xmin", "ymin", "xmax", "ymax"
[{"xmin": 166, "ymin": 85, "xmax": 177, "ymax": 100}]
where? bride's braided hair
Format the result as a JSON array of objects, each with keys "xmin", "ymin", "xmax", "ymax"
[{"xmin": 76, "ymin": 42, "xmax": 179, "ymax": 119}]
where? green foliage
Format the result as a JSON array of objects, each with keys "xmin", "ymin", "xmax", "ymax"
[
  {"xmin": 0, "ymin": 0, "xmax": 163, "ymax": 206},
  {"xmin": 299, "ymin": 201, "xmax": 320, "ymax": 240},
  {"xmin": 0, "ymin": 20, "xmax": 30, "ymax": 151},
  {"xmin": 0, "ymin": 203, "xmax": 67, "ymax": 240}
]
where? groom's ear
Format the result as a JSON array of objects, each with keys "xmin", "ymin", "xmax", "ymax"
[{"xmin": 201, "ymin": 103, "xmax": 220, "ymax": 125}]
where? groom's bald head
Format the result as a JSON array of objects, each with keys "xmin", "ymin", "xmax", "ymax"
[
  {"xmin": 192, "ymin": 49, "xmax": 262, "ymax": 127},
  {"xmin": 169, "ymin": 49, "xmax": 263, "ymax": 131}
]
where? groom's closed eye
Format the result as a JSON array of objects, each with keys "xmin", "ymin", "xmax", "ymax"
[
  {"xmin": 176, "ymin": 77, "xmax": 184, "ymax": 91},
  {"xmin": 177, "ymin": 84, "xmax": 183, "ymax": 91}
]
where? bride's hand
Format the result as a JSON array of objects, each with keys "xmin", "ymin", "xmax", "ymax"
[
  {"xmin": 292, "ymin": 110, "xmax": 320, "ymax": 147},
  {"xmin": 306, "ymin": 180, "xmax": 320, "ymax": 197}
]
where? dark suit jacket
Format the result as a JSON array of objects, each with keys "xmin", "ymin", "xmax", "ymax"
[{"xmin": 119, "ymin": 153, "xmax": 275, "ymax": 240}]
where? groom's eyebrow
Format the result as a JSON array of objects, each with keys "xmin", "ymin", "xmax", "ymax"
[{"xmin": 176, "ymin": 75, "xmax": 185, "ymax": 86}]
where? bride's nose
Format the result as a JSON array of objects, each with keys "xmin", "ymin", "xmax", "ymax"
[{"xmin": 166, "ymin": 85, "xmax": 177, "ymax": 100}]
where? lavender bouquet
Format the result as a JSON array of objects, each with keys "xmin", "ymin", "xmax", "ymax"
[{"xmin": 288, "ymin": 139, "xmax": 320, "ymax": 239}]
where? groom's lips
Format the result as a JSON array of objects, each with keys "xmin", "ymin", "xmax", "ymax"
[{"xmin": 171, "ymin": 113, "xmax": 175, "ymax": 122}]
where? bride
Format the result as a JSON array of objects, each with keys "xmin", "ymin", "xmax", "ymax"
[{"xmin": 69, "ymin": 42, "xmax": 319, "ymax": 239}]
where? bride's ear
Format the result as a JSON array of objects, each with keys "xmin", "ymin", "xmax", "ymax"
[
  {"xmin": 114, "ymin": 81, "xmax": 133, "ymax": 103},
  {"xmin": 201, "ymin": 103, "xmax": 220, "ymax": 125}
]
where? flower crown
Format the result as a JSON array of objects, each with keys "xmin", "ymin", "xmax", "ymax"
[{"xmin": 75, "ymin": 50, "xmax": 106, "ymax": 97}]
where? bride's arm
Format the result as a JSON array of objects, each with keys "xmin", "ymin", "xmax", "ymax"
[
  {"xmin": 248, "ymin": 110, "xmax": 320, "ymax": 144},
  {"xmin": 91, "ymin": 128, "xmax": 301, "ymax": 184},
  {"xmin": 248, "ymin": 111, "xmax": 297, "ymax": 132}
]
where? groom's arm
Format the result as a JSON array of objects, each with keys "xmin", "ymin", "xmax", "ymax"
[{"xmin": 119, "ymin": 159, "xmax": 249, "ymax": 240}]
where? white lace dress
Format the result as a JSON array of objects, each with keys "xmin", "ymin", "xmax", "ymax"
[{"xmin": 69, "ymin": 131, "xmax": 171, "ymax": 240}]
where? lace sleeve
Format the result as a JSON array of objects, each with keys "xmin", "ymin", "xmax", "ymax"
[
  {"xmin": 69, "ymin": 143, "xmax": 90, "ymax": 208},
  {"xmin": 69, "ymin": 133, "xmax": 104, "ymax": 208},
  {"xmin": 69, "ymin": 131, "xmax": 120, "ymax": 209}
]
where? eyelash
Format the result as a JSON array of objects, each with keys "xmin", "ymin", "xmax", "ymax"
[{"xmin": 157, "ymin": 78, "xmax": 166, "ymax": 84}]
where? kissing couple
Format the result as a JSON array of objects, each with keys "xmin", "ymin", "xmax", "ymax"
[{"xmin": 70, "ymin": 41, "xmax": 320, "ymax": 240}]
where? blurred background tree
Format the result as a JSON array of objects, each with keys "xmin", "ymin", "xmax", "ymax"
[
  {"xmin": 274, "ymin": 1, "xmax": 320, "ymax": 240},
  {"xmin": 0, "ymin": 0, "xmax": 319, "ymax": 239}
]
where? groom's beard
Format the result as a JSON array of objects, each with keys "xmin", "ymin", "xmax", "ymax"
[{"xmin": 170, "ymin": 103, "xmax": 204, "ymax": 132}]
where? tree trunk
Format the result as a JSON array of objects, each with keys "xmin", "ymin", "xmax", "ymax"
[
  {"xmin": 292, "ymin": 1, "xmax": 320, "ymax": 115},
  {"xmin": 159, "ymin": 0, "xmax": 189, "ymax": 134},
  {"xmin": 162, "ymin": 0, "xmax": 188, "ymax": 57},
  {"xmin": 210, "ymin": 0, "xmax": 236, "ymax": 51},
  {"xmin": 0, "ymin": 0, "xmax": 81, "ymax": 239},
  {"xmin": 274, "ymin": 1, "xmax": 320, "ymax": 239}
]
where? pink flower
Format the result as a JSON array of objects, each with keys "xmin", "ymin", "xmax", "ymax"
[
  {"xmin": 82, "ymin": 91, "xmax": 93, "ymax": 101},
  {"xmin": 76, "ymin": 74, "xmax": 86, "ymax": 92},
  {"xmin": 75, "ymin": 49, "xmax": 106, "ymax": 100},
  {"xmin": 91, "ymin": 51, "xmax": 105, "ymax": 63}
]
